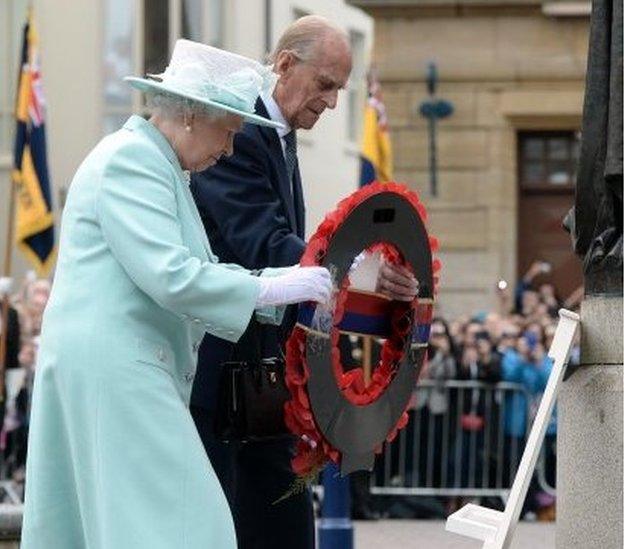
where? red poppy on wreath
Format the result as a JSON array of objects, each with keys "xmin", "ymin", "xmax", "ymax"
[{"xmin": 284, "ymin": 181, "xmax": 440, "ymax": 478}]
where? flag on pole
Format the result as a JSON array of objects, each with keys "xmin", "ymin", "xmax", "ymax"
[
  {"xmin": 12, "ymin": 10, "xmax": 56, "ymax": 276},
  {"xmin": 359, "ymin": 69, "xmax": 393, "ymax": 186},
  {"xmin": 358, "ymin": 70, "xmax": 395, "ymax": 378}
]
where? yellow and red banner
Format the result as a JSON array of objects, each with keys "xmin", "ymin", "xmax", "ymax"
[
  {"xmin": 12, "ymin": 11, "xmax": 56, "ymax": 276},
  {"xmin": 359, "ymin": 70, "xmax": 393, "ymax": 185}
]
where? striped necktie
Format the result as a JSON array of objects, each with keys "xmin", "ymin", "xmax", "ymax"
[{"xmin": 283, "ymin": 130, "xmax": 297, "ymax": 193}]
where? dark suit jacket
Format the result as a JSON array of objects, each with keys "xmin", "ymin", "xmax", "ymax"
[{"xmin": 190, "ymin": 99, "xmax": 306, "ymax": 414}]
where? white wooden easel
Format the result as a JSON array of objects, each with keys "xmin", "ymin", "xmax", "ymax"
[{"xmin": 445, "ymin": 308, "xmax": 580, "ymax": 549}]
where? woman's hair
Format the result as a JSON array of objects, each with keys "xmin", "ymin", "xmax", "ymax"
[
  {"xmin": 146, "ymin": 91, "xmax": 226, "ymax": 122},
  {"xmin": 431, "ymin": 316, "xmax": 459, "ymax": 360}
]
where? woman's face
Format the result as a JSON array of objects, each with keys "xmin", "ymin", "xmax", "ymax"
[
  {"xmin": 462, "ymin": 345, "xmax": 479, "ymax": 366},
  {"xmin": 177, "ymin": 112, "xmax": 243, "ymax": 172},
  {"xmin": 430, "ymin": 332, "xmax": 450, "ymax": 354},
  {"xmin": 476, "ymin": 338, "xmax": 491, "ymax": 358},
  {"xmin": 27, "ymin": 280, "xmax": 51, "ymax": 316},
  {"xmin": 449, "ymin": 320, "xmax": 463, "ymax": 339},
  {"xmin": 516, "ymin": 336, "xmax": 531, "ymax": 358}
]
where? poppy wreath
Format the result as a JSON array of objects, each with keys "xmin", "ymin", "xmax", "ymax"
[{"xmin": 283, "ymin": 182, "xmax": 441, "ymax": 477}]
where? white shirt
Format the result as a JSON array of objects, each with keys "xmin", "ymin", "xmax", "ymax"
[{"xmin": 260, "ymin": 90, "xmax": 291, "ymax": 160}]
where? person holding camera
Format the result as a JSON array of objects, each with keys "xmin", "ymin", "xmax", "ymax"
[
  {"xmin": 514, "ymin": 260, "xmax": 552, "ymax": 314},
  {"xmin": 410, "ymin": 319, "xmax": 457, "ymax": 489}
]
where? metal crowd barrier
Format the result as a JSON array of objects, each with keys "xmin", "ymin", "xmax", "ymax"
[
  {"xmin": 0, "ymin": 380, "xmax": 556, "ymax": 510},
  {"xmin": 371, "ymin": 380, "xmax": 556, "ymax": 500}
]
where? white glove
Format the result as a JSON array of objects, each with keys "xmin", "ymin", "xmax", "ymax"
[
  {"xmin": 0, "ymin": 277, "xmax": 14, "ymax": 296},
  {"xmin": 256, "ymin": 266, "xmax": 332, "ymax": 307}
]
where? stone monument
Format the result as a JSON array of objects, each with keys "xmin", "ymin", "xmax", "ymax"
[{"xmin": 560, "ymin": 0, "xmax": 623, "ymax": 546}]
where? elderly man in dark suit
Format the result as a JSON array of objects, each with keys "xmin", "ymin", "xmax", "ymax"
[{"xmin": 190, "ymin": 15, "xmax": 418, "ymax": 549}]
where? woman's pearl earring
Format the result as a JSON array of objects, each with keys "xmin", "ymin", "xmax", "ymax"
[{"xmin": 185, "ymin": 124, "xmax": 192, "ymax": 133}]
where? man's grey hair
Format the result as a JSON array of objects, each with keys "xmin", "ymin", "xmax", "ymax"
[
  {"xmin": 146, "ymin": 91, "xmax": 227, "ymax": 121},
  {"xmin": 268, "ymin": 15, "xmax": 349, "ymax": 64}
]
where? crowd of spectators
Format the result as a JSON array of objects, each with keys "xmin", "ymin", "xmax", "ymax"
[
  {"xmin": 378, "ymin": 260, "xmax": 581, "ymax": 522},
  {"xmin": 0, "ymin": 273, "xmax": 51, "ymax": 494},
  {"xmin": 0, "ymin": 262, "xmax": 580, "ymax": 518}
]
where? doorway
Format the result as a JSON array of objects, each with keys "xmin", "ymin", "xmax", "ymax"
[{"xmin": 517, "ymin": 131, "xmax": 583, "ymax": 301}]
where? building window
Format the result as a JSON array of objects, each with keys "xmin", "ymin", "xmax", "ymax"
[
  {"xmin": 102, "ymin": 0, "xmax": 137, "ymax": 135},
  {"xmin": 0, "ymin": 0, "xmax": 31, "ymax": 157},
  {"xmin": 518, "ymin": 131, "xmax": 581, "ymax": 189},
  {"xmin": 102, "ymin": 0, "xmax": 222, "ymax": 135},
  {"xmin": 144, "ymin": 0, "xmax": 170, "ymax": 77},
  {"xmin": 347, "ymin": 29, "xmax": 366, "ymax": 143},
  {"xmin": 182, "ymin": 0, "xmax": 222, "ymax": 46}
]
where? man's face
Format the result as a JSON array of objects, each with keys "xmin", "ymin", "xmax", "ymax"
[
  {"xmin": 522, "ymin": 290, "xmax": 539, "ymax": 313},
  {"xmin": 273, "ymin": 36, "xmax": 352, "ymax": 130}
]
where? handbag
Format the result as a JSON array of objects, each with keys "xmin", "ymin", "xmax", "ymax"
[{"xmin": 214, "ymin": 320, "xmax": 291, "ymax": 442}]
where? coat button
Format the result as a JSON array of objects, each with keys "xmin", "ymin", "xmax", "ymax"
[
  {"xmin": 157, "ymin": 348, "xmax": 166, "ymax": 362},
  {"xmin": 184, "ymin": 372, "xmax": 195, "ymax": 383},
  {"xmin": 192, "ymin": 341, "xmax": 200, "ymax": 352}
]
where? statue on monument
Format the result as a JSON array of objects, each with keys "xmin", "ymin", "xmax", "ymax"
[{"xmin": 564, "ymin": 0, "xmax": 623, "ymax": 295}]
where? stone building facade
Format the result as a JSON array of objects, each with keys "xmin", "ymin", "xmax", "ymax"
[
  {"xmin": 0, "ymin": 0, "xmax": 372, "ymax": 279},
  {"xmin": 350, "ymin": 0, "xmax": 589, "ymax": 317}
]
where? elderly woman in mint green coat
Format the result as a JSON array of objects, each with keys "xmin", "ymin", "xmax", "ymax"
[{"xmin": 21, "ymin": 40, "xmax": 331, "ymax": 549}]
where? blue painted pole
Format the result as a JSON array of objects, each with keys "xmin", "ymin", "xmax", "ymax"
[
  {"xmin": 318, "ymin": 463, "xmax": 354, "ymax": 549},
  {"xmin": 418, "ymin": 61, "xmax": 454, "ymax": 197}
]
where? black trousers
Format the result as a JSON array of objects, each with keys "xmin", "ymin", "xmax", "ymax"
[{"xmin": 191, "ymin": 406, "xmax": 315, "ymax": 549}]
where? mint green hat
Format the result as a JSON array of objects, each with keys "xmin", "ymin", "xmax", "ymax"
[{"xmin": 125, "ymin": 39, "xmax": 283, "ymax": 129}]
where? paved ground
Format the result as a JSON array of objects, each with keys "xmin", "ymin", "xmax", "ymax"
[{"xmin": 353, "ymin": 520, "xmax": 555, "ymax": 549}]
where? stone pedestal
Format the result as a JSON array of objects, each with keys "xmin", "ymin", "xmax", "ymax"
[{"xmin": 557, "ymin": 296, "xmax": 623, "ymax": 549}]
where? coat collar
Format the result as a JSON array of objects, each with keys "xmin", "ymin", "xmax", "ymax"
[
  {"xmin": 123, "ymin": 115, "xmax": 214, "ymax": 259},
  {"xmin": 123, "ymin": 115, "xmax": 188, "ymax": 183},
  {"xmin": 254, "ymin": 99, "xmax": 280, "ymax": 146},
  {"xmin": 260, "ymin": 90, "xmax": 291, "ymax": 140}
]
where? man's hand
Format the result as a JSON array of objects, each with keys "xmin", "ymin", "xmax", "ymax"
[{"xmin": 375, "ymin": 262, "xmax": 419, "ymax": 302}]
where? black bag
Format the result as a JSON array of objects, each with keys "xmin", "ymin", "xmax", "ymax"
[{"xmin": 214, "ymin": 321, "xmax": 291, "ymax": 442}]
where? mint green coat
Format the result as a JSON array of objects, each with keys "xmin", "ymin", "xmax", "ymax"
[{"xmin": 21, "ymin": 116, "xmax": 284, "ymax": 549}]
